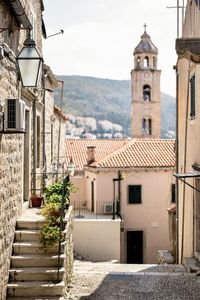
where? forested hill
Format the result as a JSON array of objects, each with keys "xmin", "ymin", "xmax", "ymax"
[{"xmin": 54, "ymin": 75, "xmax": 175, "ymax": 138}]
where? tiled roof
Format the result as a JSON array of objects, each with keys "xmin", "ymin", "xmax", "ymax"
[
  {"xmin": 65, "ymin": 139, "xmax": 129, "ymax": 171},
  {"xmin": 92, "ymin": 139, "xmax": 175, "ymax": 168},
  {"xmin": 65, "ymin": 139, "xmax": 175, "ymax": 171}
]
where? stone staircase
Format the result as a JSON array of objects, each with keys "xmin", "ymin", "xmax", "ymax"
[
  {"xmin": 7, "ymin": 210, "xmax": 65, "ymax": 300},
  {"xmin": 183, "ymin": 253, "xmax": 200, "ymax": 274}
]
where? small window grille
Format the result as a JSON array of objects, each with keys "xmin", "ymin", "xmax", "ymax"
[
  {"xmin": 190, "ymin": 75, "xmax": 195, "ymax": 119},
  {"xmin": 7, "ymin": 99, "xmax": 16, "ymax": 128}
]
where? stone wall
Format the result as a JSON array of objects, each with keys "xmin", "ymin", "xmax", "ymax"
[
  {"xmin": 63, "ymin": 206, "xmax": 74, "ymax": 289},
  {"xmin": 0, "ymin": 2, "xmax": 23, "ymax": 297},
  {"xmin": 0, "ymin": 0, "xmax": 44, "ymax": 298},
  {"xmin": 0, "ymin": 134, "xmax": 23, "ymax": 300}
]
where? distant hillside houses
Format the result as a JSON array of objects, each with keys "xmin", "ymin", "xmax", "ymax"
[{"xmin": 66, "ymin": 114, "xmax": 124, "ymax": 139}]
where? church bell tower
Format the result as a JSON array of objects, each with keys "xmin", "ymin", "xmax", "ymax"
[{"xmin": 131, "ymin": 25, "xmax": 161, "ymax": 138}]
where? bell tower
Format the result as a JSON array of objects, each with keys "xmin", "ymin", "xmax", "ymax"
[{"xmin": 131, "ymin": 25, "xmax": 161, "ymax": 138}]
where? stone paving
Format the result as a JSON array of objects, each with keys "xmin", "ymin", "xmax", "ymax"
[{"xmin": 65, "ymin": 261, "xmax": 200, "ymax": 300}]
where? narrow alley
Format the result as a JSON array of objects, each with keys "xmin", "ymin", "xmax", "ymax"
[{"xmin": 65, "ymin": 261, "xmax": 200, "ymax": 300}]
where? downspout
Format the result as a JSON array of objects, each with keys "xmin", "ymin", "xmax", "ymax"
[
  {"xmin": 42, "ymin": 68, "xmax": 46, "ymax": 193},
  {"xmin": 56, "ymin": 80, "xmax": 64, "ymax": 182},
  {"xmin": 175, "ymin": 64, "xmax": 179, "ymax": 264},
  {"xmin": 32, "ymin": 98, "xmax": 36, "ymax": 194},
  {"xmin": 118, "ymin": 170, "xmax": 121, "ymax": 212},
  {"xmin": 181, "ymin": 61, "xmax": 191, "ymax": 264}
]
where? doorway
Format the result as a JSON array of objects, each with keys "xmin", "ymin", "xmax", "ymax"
[{"xmin": 127, "ymin": 230, "xmax": 143, "ymax": 264}]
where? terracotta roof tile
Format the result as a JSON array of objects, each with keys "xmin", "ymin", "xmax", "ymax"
[
  {"xmin": 65, "ymin": 139, "xmax": 175, "ymax": 171},
  {"xmin": 65, "ymin": 139, "xmax": 129, "ymax": 171},
  {"xmin": 92, "ymin": 139, "xmax": 175, "ymax": 168}
]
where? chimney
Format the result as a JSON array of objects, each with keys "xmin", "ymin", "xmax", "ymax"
[{"xmin": 87, "ymin": 146, "xmax": 96, "ymax": 165}]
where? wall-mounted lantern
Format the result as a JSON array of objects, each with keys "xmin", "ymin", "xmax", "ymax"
[
  {"xmin": 16, "ymin": 36, "xmax": 43, "ymax": 88},
  {"xmin": 67, "ymin": 157, "xmax": 75, "ymax": 176}
]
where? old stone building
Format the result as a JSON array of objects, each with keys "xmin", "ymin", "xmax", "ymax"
[
  {"xmin": 131, "ymin": 26, "xmax": 161, "ymax": 138},
  {"xmin": 0, "ymin": 1, "xmax": 67, "ymax": 299},
  {"xmin": 67, "ymin": 138, "xmax": 175, "ymax": 264},
  {"xmin": 175, "ymin": 0, "xmax": 200, "ymax": 267}
]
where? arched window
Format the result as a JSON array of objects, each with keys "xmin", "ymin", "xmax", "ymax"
[
  {"xmin": 148, "ymin": 119, "xmax": 152, "ymax": 135},
  {"xmin": 137, "ymin": 56, "xmax": 141, "ymax": 67},
  {"xmin": 144, "ymin": 56, "xmax": 149, "ymax": 67},
  {"xmin": 142, "ymin": 118, "xmax": 152, "ymax": 135},
  {"xmin": 143, "ymin": 85, "xmax": 151, "ymax": 101},
  {"xmin": 153, "ymin": 56, "xmax": 156, "ymax": 68}
]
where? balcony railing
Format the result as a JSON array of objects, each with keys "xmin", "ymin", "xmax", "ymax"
[{"xmin": 72, "ymin": 201, "xmax": 119, "ymax": 220}]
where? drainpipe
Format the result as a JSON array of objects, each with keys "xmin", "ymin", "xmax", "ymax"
[
  {"xmin": 56, "ymin": 80, "xmax": 64, "ymax": 182},
  {"xmin": 181, "ymin": 61, "xmax": 191, "ymax": 264},
  {"xmin": 42, "ymin": 69, "xmax": 46, "ymax": 193},
  {"xmin": 175, "ymin": 65, "xmax": 179, "ymax": 264},
  {"xmin": 32, "ymin": 98, "xmax": 36, "ymax": 194}
]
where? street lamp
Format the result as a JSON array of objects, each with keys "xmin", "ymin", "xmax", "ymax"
[
  {"xmin": 16, "ymin": 36, "xmax": 43, "ymax": 88},
  {"xmin": 67, "ymin": 157, "xmax": 75, "ymax": 176}
]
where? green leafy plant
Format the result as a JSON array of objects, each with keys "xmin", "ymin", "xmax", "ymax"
[
  {"xmin": 40, "ymin": 180, "xmax": 76, "ymax": 248},
  {"xmin": 40, "ymin": 220, "xmax": 64, "ymax": 248}
]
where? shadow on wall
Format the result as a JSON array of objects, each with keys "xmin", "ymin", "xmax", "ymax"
[{"xmin": 78, "ymin": 265, "xmax": 198, "ymax": 300}]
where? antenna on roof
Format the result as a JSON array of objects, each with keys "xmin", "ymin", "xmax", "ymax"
[
  {"xmin": 46, "ymin": 29, "xmax": 64, "ymax": 39},
  {"xmin": 167, "ymin": 0, "xmax": 185, "ymax": 38}
]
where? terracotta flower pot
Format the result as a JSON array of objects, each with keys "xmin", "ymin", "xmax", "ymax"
[{"xmin": 31, "ymin": 196, "xmax": 43, "ymax": 208}]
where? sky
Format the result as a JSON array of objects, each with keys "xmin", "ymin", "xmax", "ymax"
[{"xmin": 43, "ymin": 0, "xmax": 180, "ymax": 97}]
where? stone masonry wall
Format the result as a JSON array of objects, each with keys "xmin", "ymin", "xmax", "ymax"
[
  {"xmin": 63, "ymin": 206, "xmax": 74, "ymax": 290},
  {"xmin": 0, "ymin": 4, "xmax": 23, "ymax": 298},
  {"xmin": 0, "ymin": 135, "xmax": 23, "ymax": 300},
  {"xmin": 0, "ymin": 0, "xmax": 44, "ymax": 298}
]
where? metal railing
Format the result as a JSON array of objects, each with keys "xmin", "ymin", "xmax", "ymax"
[
  {"xmin": 72, "ymin": 201, "xmax": 118, "ymax": 220},
  {"xmin": 57, "ymin": 174, "xmax": 69, "ymax": 281}
]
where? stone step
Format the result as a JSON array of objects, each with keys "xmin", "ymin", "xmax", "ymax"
[
  {"xmin": 195, "ymin": 252, "xmax": 200, "ymax": 263},
  {"xmin": 15, "ymin": 230, "xmax": 40, "ymax": 242},
  {"xmin": 12, "ymin": 242, "xmax": 64, "ymax": 255},
  {"xmin": 7, "ymin": 297, "xmax": 63, "ymax": 300},
  {"xmin": 11, "ymin": 254, "xmax": 65, "ymax": 268},
  {"xmin": 16, "ymin": 220, "xmax": 45, "ymax": 230},
  {"xmin": 183, "ymin": 257, "xmax": 200, "ymax": 273},
  {"xmin": 9, "ymin": 267, "xmax": 64, "ymax": 281},
  {"xmin": 7, "ymin": 281, "xmax": 64, "ymax": 297}
]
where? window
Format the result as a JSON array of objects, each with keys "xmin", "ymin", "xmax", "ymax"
[
  {"xmin": 144, "ymin": 56, "xmax": 149, "ymax": 67},
  {"xmin": 128, "ymin": 185, "xmax": 142, "ymax": 204},
  {"xmin": 153, "ymin": 56, "xmax": 156, "ymax": 68},
  {"xmin": 143, "ymin": 85, "xmax": 151, "ymax": 101},
  {"xmin": 195, "ymin": 0, "xmax": 200, "ymax": 9},
  {"xmin": 142, "ymin": 118, "xmax": 151, "ymax": 135},
  {"xmin": 148, "ymin": 119, "xmax": 152, "ymax": 135},
  {"xmin": 190, "ymin": 74, "xmax": 195, "ymax": 118},
  {"xmin": 171, "ymin": 184, "xmax": 176, "ymax": 203},
  {"xmin": 137, "ymin": 56, "xmax": 141, "ymax": 68}
]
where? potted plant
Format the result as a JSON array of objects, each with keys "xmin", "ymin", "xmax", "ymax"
[{"xmin": 30, "ymin": 194, "xmax": 43, "ymax": 208}]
